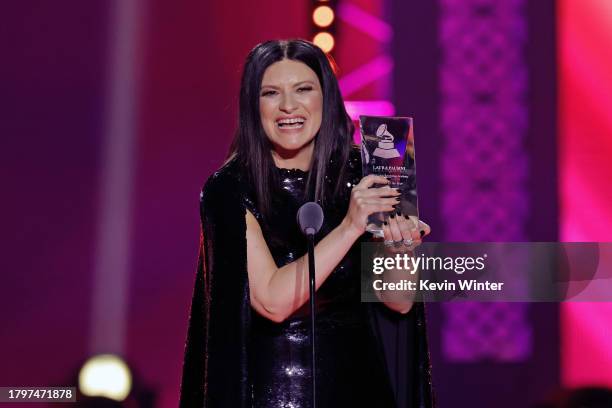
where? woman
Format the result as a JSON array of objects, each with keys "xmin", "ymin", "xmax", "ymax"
[{"xmin": 179, "ymin": 39, "xmax": 434, "ymax": 407}]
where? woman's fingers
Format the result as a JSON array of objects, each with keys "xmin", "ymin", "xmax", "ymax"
[
  {"xmin": 417, "ymin": 219, "xmax": 431, "ymax": 237},
  {"xmin": 397, "ymin": 214, "xmax": 422, "ymax": 248},
  {"xmin": 348, "ymin": 176, "xmax": 435, "ymax": 238},
  {"xmin": 397, "ymin": 214, "xmax": 415, "ymax": 238},
  {"xmin": 350, "ymin": 190, "xmax": 399, "ymax": 219},
  {"xmin": 356, "ymin": 175, "xmax": 390, "ymax": 189},
  {"xmin": 368, "ymin": 204, "xmax": 396, "ymax": 214},
  {"xmin": 355, "ymin": 185, "xmax": 400, "ymax": 198},
  {"xmin": 406, "ymin": 216, "xmax": 431, "ymax": 238},
  {"xmin": 361, "ymin": 197, "xmax": 401, "ymax": 206},
  {"xmin": 381, "ymin": 215, "xmax": 432, "ymax": 253},
  {"xmin": 382, "ymin": 216, "xmax": 404, "ymax": 254},
  {"xmin": 386, "ymin": 214, "xmax": 403, "ymax": 242}
]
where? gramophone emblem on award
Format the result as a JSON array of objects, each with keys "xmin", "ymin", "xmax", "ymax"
[{"xmin": 372, "ymin": 123, "xmax": 400, "ymax": 159}]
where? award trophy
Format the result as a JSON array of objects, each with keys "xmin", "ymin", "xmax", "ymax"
[{"xmin": 359, "ymin": 116, "xmax": 419, "ymax": 236}]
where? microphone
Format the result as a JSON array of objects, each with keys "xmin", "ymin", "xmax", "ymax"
[
  {"xmin": 296, "ymin": 201, "xmax": 324, "ymax": 408},
  {"xmin": 297, "ymin": 202, "xmax": 324, "ymax": 236}
]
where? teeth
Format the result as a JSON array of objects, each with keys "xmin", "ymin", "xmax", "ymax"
[
  {"xmin": 278, "ymin": 122, "xmax": 304, "ymax": 129},
  {"xmin": 277, "ymin": 117, "xmax": 305, "ymax": 125}
]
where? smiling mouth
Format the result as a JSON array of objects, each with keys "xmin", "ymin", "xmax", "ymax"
[{"xmin": 276, "ymin": 117, "xmax": 305, "ymax": 129}]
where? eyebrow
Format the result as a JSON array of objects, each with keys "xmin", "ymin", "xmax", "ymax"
[{"xmin": 260, "ymin": 80, "xmax": 317, "ymax": 89}]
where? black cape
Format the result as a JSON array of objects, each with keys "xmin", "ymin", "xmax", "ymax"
[{"xmin": 179, "ymin": 155, "xmax": 435, "ymax": 407}]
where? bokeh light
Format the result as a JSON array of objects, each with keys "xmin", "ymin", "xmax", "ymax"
[
  {"xmin": 78, "ymin": 354, "xmax": 132, "ymax": 401},
  {"xmin": 313, "ymin": 6, "xmax": 334, "ymax": 28},
  {"xmin": 313, "ymin": 32, "xmax": 335, "ymax": 53}
]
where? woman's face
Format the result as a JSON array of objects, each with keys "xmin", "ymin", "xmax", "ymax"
[{"xmin": 259, "ymin": 59, "xmax": 323, "ymax": 157}]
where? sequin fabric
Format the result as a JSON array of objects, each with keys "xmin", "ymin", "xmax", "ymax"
[
  {"xmin": 178, "ymin": 147, "xmax": 434, "ymax": 408},
  {"xmin": 246, "ymin": 163, "xmax": 396, "ymax": 407}
]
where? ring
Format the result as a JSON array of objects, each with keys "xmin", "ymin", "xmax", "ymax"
[
  {"xmin": 393, "ymin": 240, "xmax": 403, "ymax": 248},
  {"xmin": 403, "ymin": 238, "xmax": 413, "ymax": 247},
  {"xmin": 384, "ymin": 240, "xmax": 394, "ymax": 247}
]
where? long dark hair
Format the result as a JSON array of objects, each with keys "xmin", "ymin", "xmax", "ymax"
[{"xmin": 228, "ymin": 39, "xmax": 354, "ymax": 219}]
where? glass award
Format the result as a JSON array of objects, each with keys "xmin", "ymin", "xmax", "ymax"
[{"xmin": 359, "ymin": 116, "xmax": 419, "ymax": 236}]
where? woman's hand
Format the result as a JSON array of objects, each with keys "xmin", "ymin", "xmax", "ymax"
[
  {"xmin": 382, "ymin": 214, "xmax": 431, "ymax": 253},
  {"xmin": 377, "ymin": 215, "xmax": 431, "ymax": 314},
  {"xmin": 342, "ymin": 175, "xmax": 400, "ymax": 237}
]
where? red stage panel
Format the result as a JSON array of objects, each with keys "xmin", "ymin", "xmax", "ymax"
[{"xmin": 559, "ymin": 0, "xmax": 612, "ymax": 388}]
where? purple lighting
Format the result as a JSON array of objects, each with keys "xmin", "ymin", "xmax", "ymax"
[
  {"xmin": 339, "ymin": 56, "xmax": 393, "ymax": 98},
  {"xmin": 344, "ymin": 100, "xmax": 395, "ymax": 120},
  {"xmin": 439, "ymin": 0, "xmax": 531, "ymax": 362},
  {"xmin": 337, "ymin": 3, "xmax": 393, "ymax": 42}
]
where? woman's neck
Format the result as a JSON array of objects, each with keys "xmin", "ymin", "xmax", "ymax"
[{"xmin": 271, "ymin": 141, "xmax": 314, "ymax": 171}]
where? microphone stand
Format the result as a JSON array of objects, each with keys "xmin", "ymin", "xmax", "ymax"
[
  {"xmin": 297, "ymin": 201, "xmax": 323, "ymax": 408},
  {"xmin": 305, "ymin": 229, "xmax": 317, "ymax": 408}
]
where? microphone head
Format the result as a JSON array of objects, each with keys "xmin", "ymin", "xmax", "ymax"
[{"xmin": 297, "ymin": 202, "xmax": 324, "ymax": 236}]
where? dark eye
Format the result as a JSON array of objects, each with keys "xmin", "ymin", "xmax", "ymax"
[
  {"xmin": 261, "ymin": 90, "xmax": 277, "ymax": 97},
  {"xmin": 297, "ymin": 86, "xmax": 313, "ymax": 93}
]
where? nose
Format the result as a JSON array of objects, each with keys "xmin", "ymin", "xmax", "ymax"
[{"xmin": 279, "ymin": 92, "xmax": 298, "ymax": 113}]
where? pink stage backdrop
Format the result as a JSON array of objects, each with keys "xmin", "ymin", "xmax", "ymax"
[{"xmin": 559, "ymin": 0, "xmax": 612, "ymax": 388}]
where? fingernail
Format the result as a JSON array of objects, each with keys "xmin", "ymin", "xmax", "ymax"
[
  {"xmin": 420, "ymin": 230, "xmax": 425, "ymax": 237},
  {"xmin": 390, "ymin": 213, "xmax": 395, "ymax": 219},
  {"xmin": 403, "ymin": 214, "xmax": 409, "ymax": 220},
  {"xmin": 396, "ymin": 209, "xmax": 402, "ymax": 216},
  {"xmin": 395, "ymin": 188, "xmax": 401, "ymax": 194},
  {"xmin": 394, "ymin": 197, "xmax": 400, "ymax": 202},
  {"xmin": 383, "ymin": 221, "xmax": 388, "ymax": 225}
]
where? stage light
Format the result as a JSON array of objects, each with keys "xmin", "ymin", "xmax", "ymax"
[
  {"xmin": 78, "ymin": 354, "xmax": 132, "ymax": 401},
  {"xmin": 313, "ymin": 5, "xmax": 334, "ymax": 28},
  {"xmin": 313, "ymin": 32, "xmax": 335, "ymax": 53}
]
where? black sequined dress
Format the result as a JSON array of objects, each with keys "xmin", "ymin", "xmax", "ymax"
[{"xmin": 179, "ymin": 147, "xmax": 434, "ymax": 407}]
